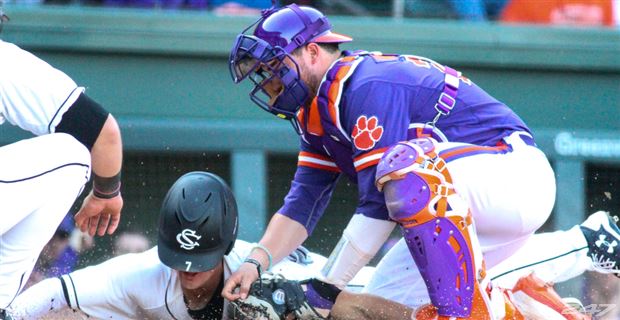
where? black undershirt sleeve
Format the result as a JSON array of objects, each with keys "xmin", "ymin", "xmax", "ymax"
[{"xmin": 56, "ymin": 93, "xmax": 109, "ymax": 151}]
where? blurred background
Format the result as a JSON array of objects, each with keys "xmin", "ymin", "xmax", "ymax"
[{"xmin": 1, "ymin": 0, "xmax": 619, "ymax": 318}]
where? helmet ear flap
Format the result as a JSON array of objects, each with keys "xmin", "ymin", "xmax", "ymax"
[
  {"xmin": 222, "ymin": 184, "xmax": 238, "ymax": 256},
  {"xmin": 224, "ymin": 239, "xmax": 235, "ymax": 255}
]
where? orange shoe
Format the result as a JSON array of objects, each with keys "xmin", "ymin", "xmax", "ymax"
[{"xmin": 510, "ymin": 273, "xmax": 591, "ymax": 320}]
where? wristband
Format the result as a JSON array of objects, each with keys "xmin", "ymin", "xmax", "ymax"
[
  {"xmin": 251, "ymin": 244, "xmax": 273, "ymax": 270},
  {"xmin": 93, "ymin": 172, "xmax": 121, "ymax": 199},
  {"xmin": 304, "ymin": 278, "xmax": 341, "ymax": 309},
  {"xmin": 244, "ymin": 258, "xmax": 262, "ymax": 277}
]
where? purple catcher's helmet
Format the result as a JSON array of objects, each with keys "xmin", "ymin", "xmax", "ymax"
[{"xmin": 229, "ymin": 4, "xmax": 352, "ymax": 133}]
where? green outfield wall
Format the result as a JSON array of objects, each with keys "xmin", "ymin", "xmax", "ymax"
[{"xmin": 1, "ymin": 6, "xmax": 619, "ymax": 296}]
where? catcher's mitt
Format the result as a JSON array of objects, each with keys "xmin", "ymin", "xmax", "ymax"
[{"xmin": 229, "ymin": 273, "xmax": 325, "ymax": 320}]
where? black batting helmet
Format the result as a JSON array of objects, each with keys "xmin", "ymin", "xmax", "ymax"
[{"xmin": 157, "ymin": 171, "xmax": 238, "ymax": 272}]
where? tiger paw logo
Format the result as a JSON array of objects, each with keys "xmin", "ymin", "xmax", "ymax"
[{"xmin": 352, "ymin": 115, "xmax": 383, "ymax": 150}]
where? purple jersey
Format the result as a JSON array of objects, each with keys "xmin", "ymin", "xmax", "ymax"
[{"xmin": 279, "ymin": 52, "xmax": 530, "ymax": 233}]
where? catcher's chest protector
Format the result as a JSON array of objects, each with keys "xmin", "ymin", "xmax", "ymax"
[{"xmin": 376, "ymin": 138, "xmax": 493, "ymax": 318}]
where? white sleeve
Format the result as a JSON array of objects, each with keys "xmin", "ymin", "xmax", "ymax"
[
  {"xmin": 13, "ymin": 248, "xmax": 164, "ymax": 320},
  {"xmin": 9, "ymin": 278, "xmax": 85, "ymax": 320},
  {"xmin": 0, "ymin": 40, "xmax": 84, "ymax": 135},
  {"xmin": 64, "ymin": 248, "xmax": 165, "ymax": 319},
  {"xmin": 319, "ymin": 214, "xmax": 395, "ymax": 288}
]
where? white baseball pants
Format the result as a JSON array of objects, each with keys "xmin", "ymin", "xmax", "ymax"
[
  {"xmin": 0, "ymin": 133, "xmax": 90, "ymax": 308},
  {"xmin": 362, "ymin": 131, "xmax": 583, "ymax": 307}
]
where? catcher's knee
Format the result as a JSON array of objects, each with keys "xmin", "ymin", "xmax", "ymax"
[{"xmin": 375, "ymin": 137, "xmax": 457, "ymax": 225}]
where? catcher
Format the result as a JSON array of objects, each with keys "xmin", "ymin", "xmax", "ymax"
[{"xmin": 227, "ymin": 138, "xmax": 594, "ymax": 320}]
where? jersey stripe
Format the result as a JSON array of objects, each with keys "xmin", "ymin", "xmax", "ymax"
[
  {"xmin": 353, "ymin": 147, "xmax": 388, "ymax": 171},
  {"xmin": 59, "ymin": 274, "xmax": 80, "ymax": 310},
  {"xmin": 323, "ymin": 56, "xmax": 364, "ymax": 142},
  {"xmin": 439, "ymin": 144, "xmax": 511, "ymax": 163},
  {"xmin": 298, "ymin": 152, "xmax": 340, "ymax": 172},
  {"xmin": 306, "ymin": 100, "xmax": 324, "ymax": 136}
]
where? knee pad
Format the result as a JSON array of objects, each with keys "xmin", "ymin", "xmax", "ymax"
[{"xmin": 375, "ymin": 137, "xmax": 455, "ymax": 224}]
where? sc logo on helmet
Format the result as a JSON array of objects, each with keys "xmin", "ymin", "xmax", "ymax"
[{"xmin": 176, "ymin": 228, "xmax": 202, "ymax": 250}]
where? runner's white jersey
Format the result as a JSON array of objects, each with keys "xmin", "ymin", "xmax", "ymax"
[
  {"xmin": 0, "ymin": 39, "xmax": 84, "ymax": 134},
  {"xmin": 10, "ymin": 240, "xmax": 333, "ymax": 320}
]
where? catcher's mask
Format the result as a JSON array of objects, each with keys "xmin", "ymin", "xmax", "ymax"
[
  {"xmin": 157, "ymin": 171, "xmax": 238, "ymax": 272},
  {"xmin": 229, "ymin": 4, "xmax": 351, "ymax": 134}
]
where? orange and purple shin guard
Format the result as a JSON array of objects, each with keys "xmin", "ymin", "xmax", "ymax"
[{"xmin": 376, "ymin": 138, "xmax": 492, "ymax": 319}]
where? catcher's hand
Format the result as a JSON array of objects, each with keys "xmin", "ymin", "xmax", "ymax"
[{"xmin": 229, "ymin": 273, "xmax": 325, "ymax": 320}]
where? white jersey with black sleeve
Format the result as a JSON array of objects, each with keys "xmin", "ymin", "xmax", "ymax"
[
  {"xmin": 0, "ymin": 39, "xmax": 84, "ymax": 134},
  {"xmin": 9, "ymin": 240, "xmax": 329, "ymax": 320}
]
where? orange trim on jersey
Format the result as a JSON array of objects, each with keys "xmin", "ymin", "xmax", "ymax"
[
  {"xmin": 299, "ymin": 151, "xmax": 333, "ymax": 162},
  {"xmin": 430, "ymin": 61, "xmax": 445, "ymax": 72},
  {"xmin": 298, "ymin": 152, "xmax": 341, "ymax": 173},
  {"xmin": 306, "ymin": 99, "xmax": 323, "ymax": 136},
  {"xmin": 355, "ymin": 159, "xmax": 380, "ymax": 172},
  {"xmin": 353, "ymin": 147, "xmax": 388, "ymax": 162},
  {"xmin": 298, "ymin": 161, "xmax": 341, "ymax": 172},
  {"xmin": 326, "ymin": 65, "xmax": 353, "ymax": 125},
  {"xmin": 353, "ymin": 147, "xmax": 389, "ymax": 172},
  {"xmin": 406, "ymin": 56, "xmax": 431, "ymax": 68},
  {"xmin": 459, "ymin": 74, "xmax": 472, "ymax": 86},
  {"xmin": 439, "ymin": 144, "xmax": 510, "ymax": 161},
  {"xmin": 370, "ymin": 55, "xmax": 399, "ymax": 61},
  {"xmin": 325, "ymin": 55, "xmax": 357, "ymax": 126}
]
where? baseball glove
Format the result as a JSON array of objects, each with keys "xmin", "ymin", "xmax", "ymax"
[{"xmin": 229, "ymin": 273, "xmax": 325, "ymax": 320}]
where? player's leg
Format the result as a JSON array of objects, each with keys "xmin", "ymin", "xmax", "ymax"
[
  {"xmin": 365, "ymin": 133, "xmax": 554, "ymax": 310},
  {"xmin": 447, "ymin": 132, "xmax": 618, "ymax": 291},
  {"xmin": 0, "ymin": 133, "xmax": 90, "ymax": 309},
  {"xmin": 489, "ymin": 210, "xmax": 620, "ymax": 288},
  {"xmin": 362, "ymin": 238, "xmax": 429, "ymax": 307},
  {"xmin": 444, "ymin": 132, "xmax": 556, "ymax": 268},
  {"xmin": 363, "ymin": 252, "xmax": 590, "ymax": 320}
]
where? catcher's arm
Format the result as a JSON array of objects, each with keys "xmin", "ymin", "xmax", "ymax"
[{"xmin": 223, "ymin": 214, "xmax": 308, "ymax": 301}]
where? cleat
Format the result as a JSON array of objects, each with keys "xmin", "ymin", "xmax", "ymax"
[
  {"xmin": 580, "ymin": 211, "xmax": 620, "ymax": 278},
  {"xmin": 510, "ymin": 273, "xmax": 591, "ymax": 320}
]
